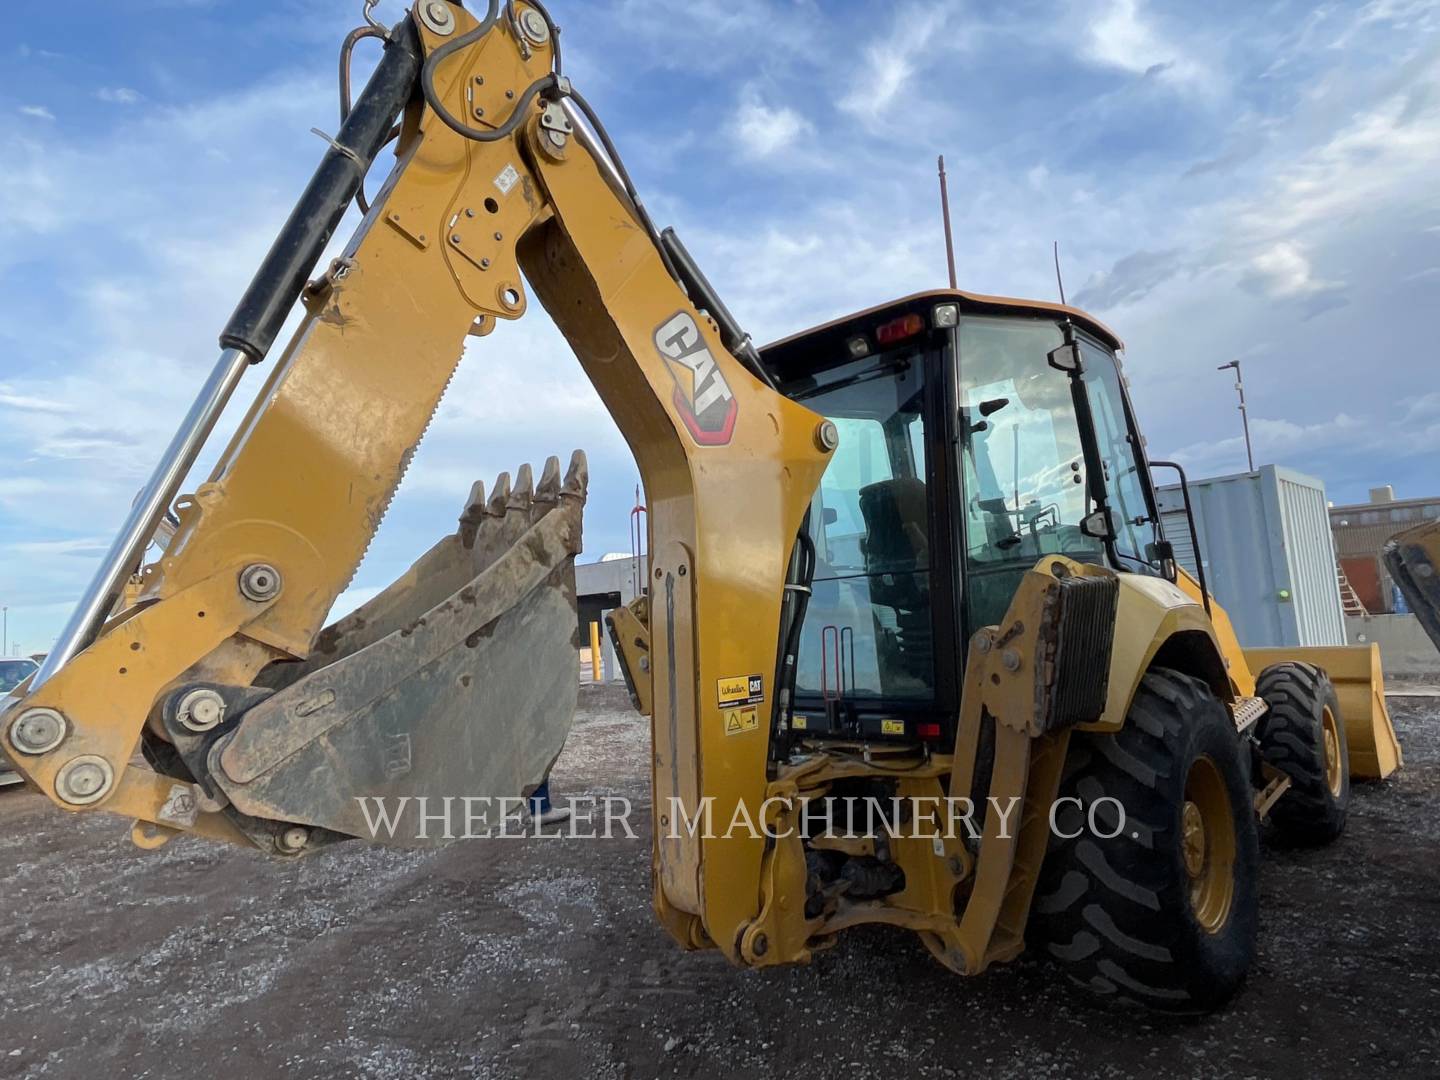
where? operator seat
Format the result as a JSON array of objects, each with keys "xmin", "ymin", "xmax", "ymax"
[
  {"xmin": 859, "ymin": 478, "xmax": 929, "ymax": 582},
  {"xmin": 858, "ymin": 478, "xmax": 933, "ymax": 689}
]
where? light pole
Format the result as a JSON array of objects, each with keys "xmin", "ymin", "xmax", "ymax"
[{"xmin": 1217, "ymin": 360, "xmax": 1255, "ymax": 473}]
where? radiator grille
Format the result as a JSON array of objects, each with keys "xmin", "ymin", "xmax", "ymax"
[{"xmin": 1038, "ymin": 573, "xmax": 1120, "ymax": 733}]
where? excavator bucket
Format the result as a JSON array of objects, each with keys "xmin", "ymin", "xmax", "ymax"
[
  {"xmin": 1385, "ymin": 521, "xmax": 1440, "ymax": 653},
  {"xmin": 198, "ymin": 452, "xmax": 589, "ymax": 848},
  {"xmin": 1244, "ymin": 643, "xmax": 1403, "ymax": 780}
]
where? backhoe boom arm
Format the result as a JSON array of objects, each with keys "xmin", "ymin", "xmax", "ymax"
[{"xmin": 1, "ymin": 0, "xmax": 831, "ymax": 960}]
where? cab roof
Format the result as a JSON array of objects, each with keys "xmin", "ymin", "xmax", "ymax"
[{"xmin": 760, "ymin": 288, "xmax": 1122, "ymax": 376}]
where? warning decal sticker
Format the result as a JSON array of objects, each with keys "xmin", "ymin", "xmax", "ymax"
[
  {"xmin": 494, "ymin": 163, "xmax": 520, "ymax": 195},
  {"xmin": 724, "ymin": 706, "xmax": 760, "ymax": 736}
]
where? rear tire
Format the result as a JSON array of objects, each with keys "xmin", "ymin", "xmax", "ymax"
[
  {"xmin": 1255, "ymin": 662, "xmax": 1348, "ymax": 846},
  {"xmin": 1030, "ymin": 667, "xmax": 1260, "ymax": 1014}
]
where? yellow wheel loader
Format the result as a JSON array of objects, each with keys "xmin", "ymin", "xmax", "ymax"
[{"xmin": 0, "ymin": 0, "xmax": 1402, "ymax": 1014}]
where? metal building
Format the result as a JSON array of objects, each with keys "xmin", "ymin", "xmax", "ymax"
[
  {"xmin": 575, "ymin": 553, "xmax": 647, "ymax": 682},
  {"xmin": 1156, "ymin": 465, "xmax": 1345, "ymax": 648}
]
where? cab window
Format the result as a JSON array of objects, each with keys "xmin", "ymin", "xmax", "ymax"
[{"xmin": 790, "ymin": 347, "xmax": 936, "ymax": 702}]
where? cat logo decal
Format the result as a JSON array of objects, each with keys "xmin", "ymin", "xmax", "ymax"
[{"xmin": 653, "ymin": 312, "xmax": 738, "ymax": 446}]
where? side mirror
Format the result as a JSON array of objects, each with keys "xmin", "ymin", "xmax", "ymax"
[
  {"xmin": 1047, "ymin": 343, "xmax": 1082, "ymax": 373},
  {"xmin": 960, "ymin": 397, "xmax": 1009, "ymax": 435},
  {"xmin": 1152, "ymin": 538, "xmax": 1176, "ymax": 579},
  {"xmin": 1080, "ymin": 508, "xmax": 1114, "ymax": 540},
  {"xmin": 822, "ymin": 507, "xmax": 838, "ymax": 526},
  {"xmin": 978, "ymin": 396, "xmax": 1010, "ymax": 417}
]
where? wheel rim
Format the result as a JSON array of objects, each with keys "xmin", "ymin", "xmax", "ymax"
[
  {"xmin": 1322, "ymin": 705, "xmax": 1343, "ymax": 797},
  {"xmin": 1183, "ymin": 755, "xmax": 1236, "ymax": 934}
]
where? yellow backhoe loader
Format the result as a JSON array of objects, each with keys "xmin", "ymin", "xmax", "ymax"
[{"xmin": 1, "ymin": 0, "xmax": 1403, "ymax": 1014}]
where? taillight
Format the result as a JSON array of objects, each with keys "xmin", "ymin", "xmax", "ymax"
[
  {"xmin": 917, "ymin": 722, "xmax": 942, "ymax": 739},
  {"xmin": 875, "ymin": 313, "xmax": 925, "ymax": 346}
]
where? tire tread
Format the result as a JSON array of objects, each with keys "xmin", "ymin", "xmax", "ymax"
[{"xmin": 1029, "ymin": 667, "xmax": 1260, "ymax": 1014}]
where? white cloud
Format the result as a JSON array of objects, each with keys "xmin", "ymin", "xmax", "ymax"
[
  {"xmin": 32, "ymin": 427, "xmax": 139, "ymax": 461},
  {"xmin": 838, "ymin": 1, "xmax": 961, "ymax": 124},
  {"xmin": 0, "ymin": 477, "xmax": 51, "ymax": 504},
  {"xmin": 692, "ymin": 204, "xmax": 944, "ymax": 342},
  {"xmin": 1403, "ymin": 393, "xmax": 1440, "ymax": 423},
  {"xmin": 1170, "ymin": 411, "xmax": 1366, "ymax": 474},
  {"xmin": 96, "ymin": 87, "xmax": 144, "ymax": 105},
  {"xmin": 1247, "ymin": 241, "xmax": 1338, "ymax": 298},
  {"xmin": 1239, "ymin": 68, "xmax": 1440, "ymax": 238},
  {"xmin": 1085, "ymin": 0, "xmax": 1161, "ymax": 71},
  {"xmin": 595, "ymin": 0, "xmax": 818, "ymax": 81},
  {"xmin": 15, "ymin": 44, "xmax": 64, "ymax": 62},
  {"xmin": 1082, "ymin": 0, "xmax": 1208, "ymax": 87},
  {"xmin": 0, "ymin": 386, "xmax": 72, "ymax": 414},
  {"xmin": 730, "ymin": 87, "xmax": 813, "ymax": 160},
  {"xmin": 6, "ymin": 538, "xmax": 110, "ymax": 558},
  {"xmin": 17, "ymin": 105, "xmax": 55, "ymax": 121},
  {"xmin": 1329, "ymin": 0, "xmax": 1440, "ymax": 49}
]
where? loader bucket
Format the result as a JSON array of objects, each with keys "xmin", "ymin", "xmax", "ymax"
[
  {"xmin": 204, "ymin": 452, "xmax": 589, "ymax": 847},
  {"xmin": 1385, "ymin": 521, "xmax": 1440, "ymax": 653},
  {"xmin": 1244, "ymin": 644, "xmax": 1403, "ymax": 780}
]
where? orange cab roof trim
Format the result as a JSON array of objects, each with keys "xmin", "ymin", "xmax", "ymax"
[{"xmin": 760, "ymin": 287, "xmax": 1124, "ymax": 353}]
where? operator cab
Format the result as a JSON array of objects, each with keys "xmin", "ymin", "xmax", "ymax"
[{"xmin": 762, "ymin": 289, "xmax": 1166, "ymax": 748}]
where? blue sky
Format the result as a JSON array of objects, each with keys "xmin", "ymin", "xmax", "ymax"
[{"xmin": 1, "ymin": 0, "xmax": 1438, "ymax": 656}]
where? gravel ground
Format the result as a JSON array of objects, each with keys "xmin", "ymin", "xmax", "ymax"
[{"xmin": 0, "ymin": 684, "xmax": 1436, "ymax": 1080}]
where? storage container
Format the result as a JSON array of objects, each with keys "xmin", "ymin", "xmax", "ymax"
[{"xmin": 1155, "ymin": 465, "xmax": 1345, "ymax": 648}]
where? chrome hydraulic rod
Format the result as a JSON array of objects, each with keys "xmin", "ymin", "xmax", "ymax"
[{"xmin": 28, "ymin": 348, "xmax": 251, "ymax": 692}]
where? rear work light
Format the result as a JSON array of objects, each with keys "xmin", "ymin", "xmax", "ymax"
[{"xmin": 875, "ymin": 312, "xmax": 925, "ymax": 346}]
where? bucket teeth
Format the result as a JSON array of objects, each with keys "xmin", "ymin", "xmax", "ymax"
[
  {"xmin": 508, "ymin": 463, "xmax": 534, "ymax": 511},
  {"xmin": 562, "ymin": 449, "xmax": 589, "ymax": 500},
  {"xmin": 266, "ymin": 448, "xmax": 590, "ymax": 702},
  {"xmin": 535, "ymin": 456, "xmax": 562, "ymax": 504},
  {"xmin": 459, "ymin": 479, "xmax": 486, "ymax": 524},
  {"xmin": 485, "ymin": 471, "xmax": 512, "ymax": 517},
  {"xmin": 458, "ymin": 479, "xmax": 487, "ymax": 547}
]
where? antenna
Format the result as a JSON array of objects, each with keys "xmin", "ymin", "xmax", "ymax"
[
  {"xmin": 938, "ymin": 156, "xmax": 957, "ymax": 289},
  {"xmin": 1053, "ymin": 240, "xmax": 1067, "ymax": 305}
]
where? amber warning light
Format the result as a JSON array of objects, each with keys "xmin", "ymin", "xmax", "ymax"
[{"xmin": 875, "ymin": 313, "xmax": 925, "ymax": 346}]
